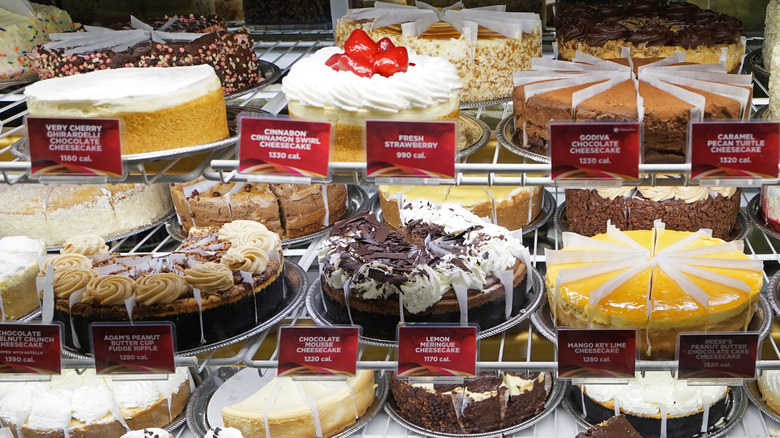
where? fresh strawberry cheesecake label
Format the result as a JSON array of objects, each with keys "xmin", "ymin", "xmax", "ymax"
[
  {"xmin": 238, "ymin": 116, "xmax": 331, "ymax": 178},
  {"xmin": 549, "ymin": 121, "xmax": 641, "ymax": 181},
  {"xmin": 0, "ymin": 323, "xmax": 62, "ymax": 374},
  {"xmin": 26, "ymin": 117, "xmax": 123, "ymax": 177},
  {"xmin": 557, "ymin": 328, "xmax": 637, "ymax": 379},
  {"xmin": 397, "ymin": 325, "xmax": 477, "ymax": 377},
  {"xmin": 91, "ymin": 323, "xmax": 175, "ymax": 374},
  {"xmin": 277, "ymin": 326, "xmax": 359, "ymax": 376},
  {"xmin": 677, "ymin": 333, "xmax": 759, "ymax": 380},
  {"xmin": 689, "ymin": 121, "xmax": 780, "ymax": 180},
  {"xmin": 366, "ymin": 120, "xmax": 457, "ymax": 179}
]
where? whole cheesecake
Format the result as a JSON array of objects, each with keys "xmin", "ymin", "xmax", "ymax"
[
  {"xmin": 281, "ymin": 30, "xmax": 462, "ymax": 162},
  {"xmin": 556, "ymin": 1, "xmax": 745, "ymax": 73},
  {"xmin": 545, "ymin": 224, "xmax": 762, "ymax": 359},
  {"xmin": 45, "ymin": 221, "xmax": 286, "ymax": 353},
  {"xmin": 0, "ymin": 368, "xmax": 190, "ymax": 438},
  {"xmin": 24, "ymin": 65, "xmax": 229, "ymax": 155},
  {"xmin": 318, "ymin": 202, "xmax": 530, "ymax": 340}
]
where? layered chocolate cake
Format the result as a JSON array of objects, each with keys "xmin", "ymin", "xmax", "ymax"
[
  {"xmin": 513, "ymin": 54, "xmax": 751, "ymax": 163},
  {"xmin": 576, "ymin": 415, "xmax": 641, "ymax": 438},
  {"xmin": 30, "ymin": 15, "xmax": 262, "ymax": 95},
  {"xmin": 556, "ymin": 1, "xmax": 745, "ymax": 73},
  {"xmin": 45, "ymin": 221, "xmax": 286, "ymax": 353},
  {"xmin": 575, "ymin": 372, "xmax": 730, "ymax": 438},
  {"xmin": 564, "ymin": 186, "xmax": 741, "ymax": 239},
  {"xmin": 318, "ymin": 202, "xmax": 531, "ymax": 340},
  {"xmin": 389, "ymin": 371, "xmax": 551, "ymax": 433}
]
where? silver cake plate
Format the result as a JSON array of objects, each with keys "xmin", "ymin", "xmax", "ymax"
[
  {"xmin": 460, "ymin": 95, "xmax": 511, "ymax": 109},
  {"xmin": 554, "ymin": 202, "xmax": 751, "ymax": 243},
  {"xmin": 765, "ymin": 270, "xmax": 780, "ymax": 316},
  {"xmin": 384, "ymin": 374, "xmax": 564, "ymax": 438},
  {"xmin": 561, "ymin": 381, "xmax": 747, "ymax": 438},
  {"xmin": 45, "ymin": 208, "xmax": 175, "ymax": 253},
  {"xmin": 457, "ymin": 113, "xmax": 491, "ymax": 158},
  {"xmin": 307, "ymin": 266, "xmax": 545, "ymax": 349},
  {"xmin": 368, "ymin": 189, "xmax": 555, "ymax": 236},
  {"xmin": 62, "ymin": 259, "xmax": 308, "ymax": 359},
  {"xmin": 744, "ymin": 378, "xmax": 780, "ymax": 424},
  {"xmin": 746, "ymin": 192, "xmax": 780, "ymax": 242},
  {"xmin": 223, "ymin": 60, "xmax": 283, "ymax": 101},
  {"xmin": 532, "ymin": 293, "xmax": 773, "ymax": 347},
  {"xmin": 495, "ymin": 115, "xmax": 550, "ymax": 163},
  {"xmin": 163, "ymin": 368, "xmax": 204, "ymax": 434},
  {"xmin": 166, "ymin": 185, "xmax": 369, "ymax": 247},
  {"xmin": 754, "ymin": 105, "xmax": 771, "ymax": 120},
  {"xmin": 186, "ymin": 367, "xmax": 389, "ymax": 438},
  {"xmin": 744, "ymin": 49, "xmax": 769, "ymax": 90}
]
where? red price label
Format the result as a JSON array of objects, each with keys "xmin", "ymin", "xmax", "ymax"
[
  {"xmin": 238, "ymin": 117, "xmax": 331, "ymax": 178},
  {"xmin": 557, "ymin": 328, "xmax": 637, "ymax": 379},
  {"xmin": 677, "ymin": 332, "xmax": 759, "ymax": 380},
  {"xmin": 690, "ymin": 121, "xmax": 780, "ymax": 180},
  {"xmin": 397, "ymin": 325, "xmax": 477, "ymax": 377},
  {"xmin": 91, "ymin": 323, "xmax": 175, "ymax": 374},
  {"xmin": 0, "ymin": 323, "xmax": 61, "ymax": 374},
  {"xmin": 366, "ymin": 120, "xmax": 456, "ymax": 179},
  {"xmin": 26, "ymin": 117, "xmax": 123, "ymax": 177},
  {"xmin": 549, "ymin": 121, "xmax": 641, "ymax": 181},
  {"xmin": 277, "ymin": 326, "xmax": 359, "ymax": 376}
]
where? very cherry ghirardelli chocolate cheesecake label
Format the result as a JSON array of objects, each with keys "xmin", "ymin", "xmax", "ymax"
[
  {"xmin": 277, "ymin": 326, "xmax": 359, "ymax": 376},
  {"xmin": 91, "ymin": 323, "xmax": 175, "ymax": 374},
  {"xmin": 397, "ymin": 325, "xmax": 477, "ymax": 377},
  {"xmin": 0, "ymin": 323, "xmax": 62, "ymax": 375},
  {"xmin": 366, "ymin": 120, "xmax": 456, "ymax": 179},
  {"xmin": 26, "ymin": 117, "xmax": 123, "ymax": 177},
  {"xmin": 677, "ymin": 332, "xmax": 759, "ymax": 380},
  {"xmin": 549, "ymin": 121, "xmax": 641, "ymax": 181},
  {"xmin": 689, "ymin": 121, "xmax": 780, "ymax": 180},
  {"xmin": 238, "ymin": 116, "xmax": 332, "ymax": 179},
  {"xmin": 557, "ymin": 328, "xmax": 637, "ymax": 379}
]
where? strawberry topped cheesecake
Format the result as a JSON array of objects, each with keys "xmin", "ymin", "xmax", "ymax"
[{"xmin": 282, "ymin": 29, "xmax": 462, "ymax": 162}]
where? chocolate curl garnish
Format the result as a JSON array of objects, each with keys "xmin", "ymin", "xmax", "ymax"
[{"xmin": 42, "ymin": 16, "xmax": 204, "ymax": 56}]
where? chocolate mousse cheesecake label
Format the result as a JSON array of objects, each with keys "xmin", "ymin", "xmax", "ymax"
[
  {"xmin": 677, "ymin": 332, "xmax": 759, "ymax": 380},
  {"xmin": 91, "ymin": 323, "xmax": 175, "ymax": 374},
  {"xmin": 277, "ymin": 326, "xmax": 359, "ymax": 376},
  {"xmin": 0, "ymin": 323, "xmax": 62, "ymax": 375},
  {"xmin": 557, "ymin": 328, "xmax": 636, "ymax": 379},
  {"xmin": 26, "ymin": 117, "xmax": 123, "ymax": 178},
  {"xmin": 238, "ymin": 116, "xmax": 332, "ymax": 179},
  {"xmin": 397, "ymin": 325, "xmax": 477, "ymax": 377},
  {"xmin": 549, "ymin": 121, "xmax": 641, "ymax": 181},
  {"xmin": 365, "ymin": 120, "xmax": 456, "ymax": 179},
  {"xmin": 690, "ymin": 121, "xmax": 780, "ymax": 180}
]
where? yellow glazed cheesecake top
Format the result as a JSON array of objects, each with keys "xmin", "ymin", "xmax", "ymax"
[{"xmin": 545, "ymin": 225, "xmax": 763, "ymax": 328}]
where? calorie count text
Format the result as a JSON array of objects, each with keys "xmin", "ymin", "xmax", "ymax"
[
  {"xmin": 417, "ymin": 336, "xmax": 460, "ymax": 363},
  {"xmin": 2, "ymin": 355, "xmax": 34, "ymax": 364}
]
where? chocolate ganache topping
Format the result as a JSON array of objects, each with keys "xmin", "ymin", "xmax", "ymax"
[
  {"xmin": 628, "ymin": 22, "xmax": 673, "ymax": 45},
  {"xmin": 624, "ymin": 1, "xmax": 662, "ymax": 17},
  {"xmin": 586, "ymin": 21, "xmax": 631, "ymax": 46},
  {"xmin": 672, "ymin": 26, "xmax": 715, "ymax": 49},
  {"xmin": 662, "ymin": 2, "xmax": 700, "ymax": 22}
]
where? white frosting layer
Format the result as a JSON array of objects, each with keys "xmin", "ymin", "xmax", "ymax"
[
  {"xmin": 761, "ymin": 369, "xmax": 780, "ymax": 398},
  {"xmin": 25, "ymin": 65, "xmax": 222, "ymax": 115},
  {"xmin": 582, "ymin": 371, "xmax": 727, "ymax": 417},
  {"xmin": 120, "ymin": 428, "xmax": 171, "ymax": 438},
  {"xmin": 205, "ymin": 427, "xmax": 244, "ymax": 438},
  {"xmin": 0, "ymin": 236, "xmax": 44, "ymax": 281},
  {"xmin": 281, "ymin": 46, "xmax": 462, "ymax": 113}
]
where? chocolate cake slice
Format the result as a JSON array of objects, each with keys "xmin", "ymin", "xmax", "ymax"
[
  {"xmin": 461, "ymin": 373, "xmax": 507, "ymax": 433},
  {"xmin": 576, "ymin": 414, "xmax": 642, "ymax": 438}
]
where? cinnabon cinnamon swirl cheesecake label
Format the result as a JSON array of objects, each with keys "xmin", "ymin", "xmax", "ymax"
[
  {"xmin": 26, "ymin": 117, "xmax": 123, "ymax": 177},
  {"xmin": 690, "ymin": 121, "xmax": 780, "ymax": 180},
  {"xmin": 0, "ymin": 323, "xmax": 62, "ymax": 374},
  {"xmin": 397, "ymin": 325, "xmax": 477, "ymax": 377},
  {"xmin": 677, "ymin": 332, "xmax": 759, "ymax": 380},
  {"xmin": 557, "ymin": 328, "xmax": 637, "ymax": 379},
  {"xmin": 366, "ymin": 120, "xmax": 456, "ymax": 179},
  {"xmin": 91, "ymin": 323, "xmax": 175, "ymax": 374},
  {"xmin": 277, "ymin": 326, "xmax": 359, "ymax": 376}
]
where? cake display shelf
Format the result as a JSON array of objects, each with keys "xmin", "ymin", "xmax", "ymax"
[{"xmin": 186, "ymin": 367, "xmax": 390, "ymax": 438}]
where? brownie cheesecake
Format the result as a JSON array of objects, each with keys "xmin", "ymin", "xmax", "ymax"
[{"xmin": 317, "ymin": 202, "xmax": 531, "ymax": 340}]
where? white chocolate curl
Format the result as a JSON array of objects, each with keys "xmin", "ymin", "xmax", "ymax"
[
  {"xmin": 136, "ymin": 273, "xmax": 189, "ymax": 305},
  {"xmin": 82, "ymin": 275, "xmax": 136, "ymax": 306},
  {"xmin": 61, "ymin": 234, "xmax": 109, "ymax": 256}
]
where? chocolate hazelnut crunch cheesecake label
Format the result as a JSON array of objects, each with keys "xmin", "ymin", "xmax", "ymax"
[
  {"xmin": 26, "ymin": 117, "xmax": 123, "ymax": 177},
  {"xmin": 557, "ymin": 328, "xmax": 637, "ymax": 379},
  {"xmin": 277, "ymin": 326, "xmax": 359, "ymax": 377},
  {"xmin": 397, "ymin": 325, "xmax": 477, "ymax": 377},
  {"xmin": 0, "ymin": 323, "xmax": 62, "ymax": 375},
  {"xmin": 366, "ymin": 120, "xmax": 456, "ymax": 179},
  {"xmin": 677, "ymin": 332, "xmax": 759, "ymax": 380},
  {"xmin": 689, "ymin": 121, "xmax": 780, "ymax": 180},
  {"xmin": 91, "ymin": 323, "xmax": 175, "ymax": 374},
  {"xmin": 238, "ymin": 116, "xmax": 332, "ymax": 178},
  {"xmin": 549, "ymin": 121, "xmax": 641, "ymax": 181}
]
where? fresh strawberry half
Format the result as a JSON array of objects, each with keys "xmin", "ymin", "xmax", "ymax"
[
  {"xmin": 344, "ymin": 28, "xmax": 378, "ymax": 61},
  {"xmin": 371, "ymin": 46, "xmax": 409, "ymax": 77},
  {"xmin": 325, "ymin": 53, "xmax": 340, "ymax": 69},
  {"xmin": 376, "ymin": 37, "xmax": 395, "ymax": 53},
  {"xmin": 337, "ymin": 54, "xmax": 373, "ymax": 78}
]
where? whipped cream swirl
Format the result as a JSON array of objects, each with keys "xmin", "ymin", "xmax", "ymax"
[
  {"xmin": 136, "ymin": 273, "xmax": 189, "ymax": 305},
  {"xmin": 221, "ymin": 245, "xmax": 269, "ymax": 275},
  {"xmin": 61, "ymin": 234, "xmax": 109, "ymax": 256},
  {"xmin": 82, "ymin": 275, "xmax": 136, "ymax": 306},
  {"xmin": 53, "ymin": 267, "xmax": 98, "ymax": 299},
  {"xmin": 184, "ymin": 262, "xmax": 234, "ymax": 293}
]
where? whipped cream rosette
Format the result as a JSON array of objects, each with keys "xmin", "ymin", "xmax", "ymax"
[{"xmin": 545, "ymin": 222, "xmax": 763, "ymax": 359}]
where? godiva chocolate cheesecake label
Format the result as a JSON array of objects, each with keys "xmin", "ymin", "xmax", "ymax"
[
  {"xmin": 690, "ymin": 121, "xmax": 780, "ymax": 180},
  {"xmin": 549, "ymin": 121, "xmax": 641, "ymax": 181}
]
